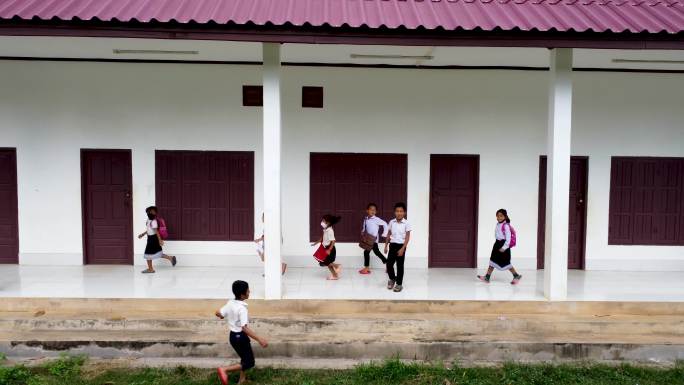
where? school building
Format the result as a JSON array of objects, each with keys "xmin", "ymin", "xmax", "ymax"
[{"xmin": 0, "ymin": 0, "xmax": 683, "ymax": 302}]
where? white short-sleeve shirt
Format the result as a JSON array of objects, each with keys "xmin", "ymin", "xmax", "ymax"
[
  {"xmin": 322, "ymin": 226, "xmax": 336, "ymax": 247},
  {"xmin": 495, "ymin": 222, "xmax": 512, "ymax": 250},
  {"xmin": 388, "ymin": 218, "xmax": 411, "ymax": 244},
  {"xmin": 362, "ymin": 216, "xmax": 389, "ymax": 241},
  {"xmin": 219, "ymin": 299, "xmax": 249, "ymax": 333},
  {"xmin": 146, "ymin": 219, "xmax": 158, "ymax": 236}
]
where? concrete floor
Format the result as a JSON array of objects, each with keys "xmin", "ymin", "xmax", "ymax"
[{"xmin": 1, "ymin": 264, "xmax": 682, "ymax": 301}]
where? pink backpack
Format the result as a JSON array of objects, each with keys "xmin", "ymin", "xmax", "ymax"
[
  {"xmin": 502, "ymin": 222, "xmax": 517, "ymax": 248},
  {"xmin": 157, "ymin": 218, "xmax": 169, "ymax": 240}
]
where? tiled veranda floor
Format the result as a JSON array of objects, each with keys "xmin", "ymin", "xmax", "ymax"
[{"xmin": 1, "ymin": 264, "xmax": 682, "ymax": 302}]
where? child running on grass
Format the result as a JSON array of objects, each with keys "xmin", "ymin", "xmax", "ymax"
[
  {"xmin": 215, "ymin": 280, "xmax": 268, "ymax": 385},
  {"xmin": 311, "ymin": 214, "xmax": 342, "ymax": 280},
  {"xmin": 477, "ymin": 209, "xmax": 522, "ymax": 285}
]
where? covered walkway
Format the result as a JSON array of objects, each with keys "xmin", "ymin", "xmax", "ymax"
[{"xmin": 1, "ymin": 264, "xmax": 682, "ymax": 302}]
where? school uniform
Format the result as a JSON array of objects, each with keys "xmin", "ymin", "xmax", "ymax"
[
  {"xmin": 255, "ymin": 227, "xmax": 264, "ymax": 256},
  {"xmin": 489, "ymin": 222, "xmax": 512, "ymax": 270},
  {"xmin": 143, "ymin": 219, "xmax": 163, "ymax": 260},
  {"xmin": 386, "ymin": 218, "xmax": 411, "ymax": 285},
  {"xmin": 319, "ymin": 226, "xmax": 337, "ymax": 266},
  {"xmin": 362, "ymin": 215, "xmax": 388, "ymax": 266},
  {"xmin": 219, "ymin": 299, "xmax": 255, "ymax": 371}
]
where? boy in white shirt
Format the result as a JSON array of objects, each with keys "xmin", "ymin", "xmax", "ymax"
[
  {"xmin": 384, "ymin": 202, "xmax": 411, "ymax": 292},
  {"xmin": 215, "ymin": 280, "xmax": 268, "ymax": 384}
]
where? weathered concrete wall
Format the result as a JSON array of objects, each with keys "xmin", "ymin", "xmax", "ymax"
[{"xmin": 2, "ymin": 298, "xmax": 683, "ymax": 365}]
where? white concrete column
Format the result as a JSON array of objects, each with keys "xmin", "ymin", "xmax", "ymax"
[
  {"xmin": 544, "ymin": 48, "xmax": 573, "ymax": 301},
  {"xmin": 262, "ymin": 43, "xmax": 283, "ymax": 300}
]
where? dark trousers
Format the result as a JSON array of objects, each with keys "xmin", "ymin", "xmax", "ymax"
[
  {"xmin": 386, "ymin": 243, "xmax": 405, "ymax": 285},
  {"xmin": 363, "ymin": 242, "xmax": 387, "ymax": 267},
  {"xmin": 229, "ymin": 331, "xmax": 255, "ymax": 370}
]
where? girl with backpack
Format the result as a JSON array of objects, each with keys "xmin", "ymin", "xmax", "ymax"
[
  {"xmin": 138, "ymin": 206, "xmax": 177, "ymax": 274},
  {"xmin": 477, "ymin": 209, "xmax": 522, "ymax": 285}
]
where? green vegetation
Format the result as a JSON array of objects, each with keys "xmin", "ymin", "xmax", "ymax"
[{"xmin": 1, "ymin": 356, "xmax": 683, "ymax": 385}]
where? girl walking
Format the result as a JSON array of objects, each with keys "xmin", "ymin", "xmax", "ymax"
[
  {"xmin": 138, "ymin": 206, "xmax": 176, "ymax": 274},
  {"xmin": 359, "ymin": 203, "xmax": 388, "ymax": 275},
  {"xmin": 312, "ymin": 214, "xmax": 342, "ymax": 280},
  {"xmin": 478, "ymin": 209, "xmax": 522, "ymax": 284}
]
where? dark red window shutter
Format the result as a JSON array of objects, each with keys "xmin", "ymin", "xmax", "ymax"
[
  {"xmin": 156, "ymin": 151, "xmax": 254, "ymax": 241},
  {"xmin": 309, "ymin": 153, "xmax": 407, "ymax": 242},
  {"xmin": 609, "ymin": 157, "xmax": 684, "ymax": 246},
  {"xmin": 228, "ymin": 152, "xmax": 255, "ymax": 241},
  {"xmin": 302, "ymin": 86, "xmax": 324, "ymax": 108},
  {"xmin": 243, "ymin": 86, "xmax": 263, "ymax": 107},
  {"xmin": 309, "ymin": 154, "xmax": 335, "ymax": 240},
  {"xmin": 652, "ymin": 159, "xmax": 682, "ymax": 245},
  {"xmin": 155, "ymin": 151, "xmax": 182, "ymax": 240},
  {"xmin": 609, "ymin": 158, "xmax": 637, "ymax": 244},
  {"xmin": 203, "ymin": 152, "xmax": 229, "ymax": 240},
  {"xmin": 181, "ymin": 152, "xmax": 207, "ymax": 240}
]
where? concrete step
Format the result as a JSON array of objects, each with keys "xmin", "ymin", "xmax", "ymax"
[{"xmin": 1, "ymin": 298, "xmax": 683, "ymax": 365}]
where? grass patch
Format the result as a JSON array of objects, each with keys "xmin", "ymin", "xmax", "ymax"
[{"xmin": 1, "ymin": 357, "xmax": 683, "ymax": 385}]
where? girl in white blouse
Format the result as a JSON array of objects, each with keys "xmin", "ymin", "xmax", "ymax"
[{"xmin": 311, "ymin": 214, "xmax": 342, "ymax": 280}]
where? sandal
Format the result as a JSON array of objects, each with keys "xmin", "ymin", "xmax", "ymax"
[
  {"xmin": 141, "ymin": 269, "xmax": 155, "ymax": 274},
  {"xmin": 171, "ymin": 256, "xmax": 177, "ymax": 266},
  {"xmin": 217, "ymin": 367, "xmax": 229, "ymax": 385},
  {"xmin": 326, "ymin": 275, "xmax": 339, "ymax": 281}
]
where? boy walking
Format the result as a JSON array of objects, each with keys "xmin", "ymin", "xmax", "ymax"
[
  {"xmin": 359, "ymin": 203, "xmax": 389, "ymax": 275},
  {"xmin": 215, "ymin": 280, "xmax": 268, "ymax": 384},
  {"xmin": 384, "ymin": 202, "xmax": 411, "ymax": 292}
]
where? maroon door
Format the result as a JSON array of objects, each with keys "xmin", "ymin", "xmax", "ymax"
[
  {"xmin": 0, "ymin": 149, "xmax": 19, "ymax": 264},
  {"xmin": 82, "ymin": 150, "xmax": 133, "ymax": 265},
  {"xmin": 429, "ymin": 155, "xmax": 479, "ymax": 268},
  {"xmin": 537, "ymin": 156, "xmax": 588, "ymax": 269}
]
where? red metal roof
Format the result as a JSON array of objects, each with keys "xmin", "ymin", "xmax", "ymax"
[{"xmin": 0, "ymin": 0, "xmax": 683, "ymax": 34}]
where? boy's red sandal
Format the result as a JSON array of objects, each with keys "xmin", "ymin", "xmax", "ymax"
[
  {"xmin": 217, "ymin": 367, "xmax": 229, "ymax": 385},
  {"xmin": 358, "ymin": 268, "xmax": 371, "ymax": 274}
]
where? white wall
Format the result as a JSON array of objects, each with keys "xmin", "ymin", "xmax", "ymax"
[
  {"xmin": 573, "ymin": 72, "xmax": 684, "ymax": 270},
  {"xmin": 0, "ymin": 61, "xmax": 264, "ymax": 266},
  {"xmin": 0, "ymin": 60, "xmax": 682, "ymax": 270}
]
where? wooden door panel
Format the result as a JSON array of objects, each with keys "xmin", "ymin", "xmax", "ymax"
[
  {"xmin": 537, "ymin": 157, "xmax": 588, "ymax": 269},
  {"xmin": 429, "ymin": 155, "xmax": 478, "ymax": 268},
  {"xmin": 0, "ymin": 149, "xmax": 18, "ymax": 263},
  {"xmin": 82, "ymin": 150, "xmax": 133, "ymax": 265}
]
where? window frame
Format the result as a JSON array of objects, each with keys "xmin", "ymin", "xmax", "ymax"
[
  {"xmin": 155, "ymin": 150, "xmax": 254, "ymax": 242},
  {"xmin": 608, "ymin": 156, "xmax": 684, "ymax": 246},
  {"xmin": 309, "ymin": 152, "xmax": 408, "ymax": 242}
]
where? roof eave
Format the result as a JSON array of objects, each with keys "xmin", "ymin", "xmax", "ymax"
[{"xmin": 0, "ymin": 19, "xmax": 683, "ymax": 50}]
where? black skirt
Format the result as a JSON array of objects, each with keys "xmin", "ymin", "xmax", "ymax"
[
  {"xmin": 319, "ymin": 246, "xmax": 337, "ymax": 266},
  {"xmin": 144, "ymin": 234, "xmax": 163, "ymax": 259},
  {"xmin": 489, "ymin": 239, "xmax": 512, "ymax": 270}
]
